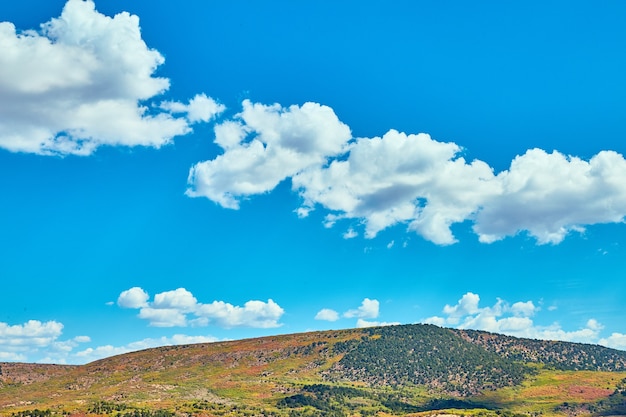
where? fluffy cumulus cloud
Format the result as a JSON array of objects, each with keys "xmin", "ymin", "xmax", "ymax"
[
  {"xmin": 186, "ymin": 99, "xmax": 351, "ymax": 209},
  {"xmin": 315, "ymin": 298, "xmax": 395, "ymax": 327},
  {"xmin": 117, "ymin": 287, "xmax": 285, "ymax": 329},
  {"xmin": 344, "ymin": 298, "xmax": 380, "ymax": 319},
  {"xmin": 599, "ymin": 333, "xmax": 626, "ymax": 350},
  {"xmin": 117, "ymin": 286, "xmax": 149, "ymax": 308},
  {"xmin": 160, "ymin": 94, "xmax": 226, "ymax": 124},
  {"xmin": 423, "ymin": 292, "xmax": 605, "ymax": 344},
  {"xmin": 294, "ymin": 130, "xmax": 498, "ymax": 244},
  {"xmin": 474, "ymin": 149, "xmax": 626, "ymax": 244},
  {"xmin": 315, "ymin": 308, "xmax": 339, "ymax": 322},
  {"xmin": 0, "ymin": 320, "xmax": 91, "ymax": 363},
  {"xmin": 0, "ymin": 0, "xmax": 221, "ymax": 155},
  {"xmin": 189, "ymin": 98, "xmax": 626, "ymax": 245}
]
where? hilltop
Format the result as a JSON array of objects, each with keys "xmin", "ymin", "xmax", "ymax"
[{"xmin": 1, "ymin": 324, "xmax": 626, "ymax": 417}]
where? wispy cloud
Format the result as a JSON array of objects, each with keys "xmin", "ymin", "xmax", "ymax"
[{"xmin": 117, "ymin": 287, "xmax": 285, "ymax": 329}]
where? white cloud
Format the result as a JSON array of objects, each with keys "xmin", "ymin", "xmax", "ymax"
[
  {"xmin": 0, "ymin": 319, "xmax": 89, "ymax": 364},
  {"xmin": 442, "ymin": 292, "xmax": 481, "ymax": 320},
  {"xmin": 511, "ymin": 301, "xmax": 539, "ymax": 317},
  {"xmin": 117, "ymin": 287, "xmax": 285, "ymax": 329},
  {"xmin": 356, "ymin": 319, "xmax": 400, "ymax": 328},
  {"xmin": 599, "ymin": 333, "xmax": 626, "ymax": 350},
  {"xmin": 344, "ymin": 298, "xmax": 379, "ymax": 319},
  {"xmin": 0, "ymin": 0, "xmax": 214, "ymax": 155},
  {"xmin": 73, "ymin": 333, "xmax": 220, "ymax": 363},
  {"xmin": 315, "ymin": 308, "xmax": 340, "ymax": 322},
  {"xmin": 474, "ymin": 149, "xmax": 626, "ymax": 244},
  {"xmin": 187, "ymin": 97, "xmax": 626, "ymax": 246},
  {"xmin": 423, "ymin": 316, "xmax": 447, "ymax": 326},
  {"xmin": 195, "ymin": 299, "xmax": 285, "ymax": 329},
  {"xmin": 424, "ymin": 292, "xmax": 606, "ymax": 345},
  {"xmin": 343, "ymin": 228, "xmax": 358, "ymax": 239},
  {"xmin": 117, "ymin": 286, "xmax": 149, "ymax": 309},
  {"xmin": 0, "ymin": 320, "xmax": 63, "ymax": 347},
  {"xmin": 294, "ymin": 130, "xmax": 498, "ymax": 244},
  {"xmin": 152, "ymin": 288, "xmax": 198, "ymax": 312},
  {"xmin": 0, "ymin": 351, "xmax": 26, "ymax": 361},
  {"xmin": 73, "ymin": 335, "xmax": 91, "ymax": 343},
  {"xmin": 160, "ymin": 93, "xmax": 225, "ymax": 123},
  {"xmin": 186, "ymin": 99, "xmax": 351, "ymax": 209},
  {"xmin": 138, "ymin": 307, "xmax": 188, "ymax": 328}
]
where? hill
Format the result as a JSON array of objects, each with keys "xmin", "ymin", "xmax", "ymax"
[{"xmin": 1, "ymin": 324, "xmax": 626, "ymax": 417}]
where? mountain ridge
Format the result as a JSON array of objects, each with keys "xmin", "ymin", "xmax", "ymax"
[{"xmin": 2, "ymin": 324, "xmax": 626, "ymax": 417}]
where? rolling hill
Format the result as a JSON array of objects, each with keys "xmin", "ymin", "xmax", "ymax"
[{"xmin": 1, "ymin": 324, "xmax": 626, "ymax": 417}]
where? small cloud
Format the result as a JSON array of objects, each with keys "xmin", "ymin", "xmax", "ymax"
[
  {"xmin": 0, "ymin": 319, "xmax": 85, "ymax": 364},
  {"xmin": 160, "ymin": 93, "xmax": 225, "ymax": 123},
  {"xmin": 117, "ymin": 287, "xmax": 285, "ymax": 329},
  {"xmin": 295, "ymin": 207, "xmax": 312, "ymax": 218},
  {"xmin": 422, "ymin": 292, "xmax": 607, "ymax": 345},
  {"xmin": 344, "ymin": 298, "xmax": 379, "ymax": 319},
  {"xmin": 586, "ymin": 318, "xmax": 604, "ymax": 331},
  {"xmin": 442, "ymin": 292, "xmax": 480, "ymax": 319},
  {"xmin": 153, "ymin": 288, "xmax": 198, "ymax": 312},
  {"xmin": 356, "ymin": 319, "xmax": 400, "ymax": 328},
  {"xmin": 510, "ymin": 301, "xmax": 538, "ymax": 317},
  {"xmin": 423, "ymin": 316, "xmax": 446, "ymax": 326},
  {"xmin": 343, "ymin": 228, "xmax": 358, "ymax": 239},
  {"xmin": 387, "ymin": 240, "xmax": 395, "ymax": 249},
  {"xmin": 73, "ymin": 335, "xmax": 91, "ymax": 343},
  {"xmin": 138, "ymin": 307, "xmax": 188, "ymax": 327},
  {"xmin": 118, "ymin": 287, "xmax": 149, "ymax": 309},
  {"xmin": 315, "ymin": 308, "xmax": 340, "ymax": 322}
]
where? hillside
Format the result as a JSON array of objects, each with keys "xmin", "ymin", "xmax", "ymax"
[{"xmin": 1, "ymin": 324, "xmax": 626, "ymax": 417}]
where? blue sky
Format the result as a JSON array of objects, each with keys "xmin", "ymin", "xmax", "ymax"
[{"xmin": 1, "ymin": 0, "xmax": 625, "ymax": 364}]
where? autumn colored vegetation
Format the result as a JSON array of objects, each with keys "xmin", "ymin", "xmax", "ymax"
[{"xmin": 2, "ymin": 324, "xmax": 626, "ymax": 417}]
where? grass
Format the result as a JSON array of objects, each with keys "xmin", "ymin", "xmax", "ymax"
[
  {"xmin": 2, "ymin": 327, "xmax": 625, "ymax": 417},
  {"xmin": 475, "ymin": 369, "xmax": 626, "ymax": 416}
]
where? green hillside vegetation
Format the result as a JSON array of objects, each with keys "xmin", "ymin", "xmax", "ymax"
[
  {"xmin": 1, "ymin": 324, "xmax": 626, "ymax": 417},
  {"xmin": 454, "ymin": 329, "xmax": 626, "ymax": 371},
  {"xmin": 328, "ymin": 325, "xmax": 529, "ymax": 395}
]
